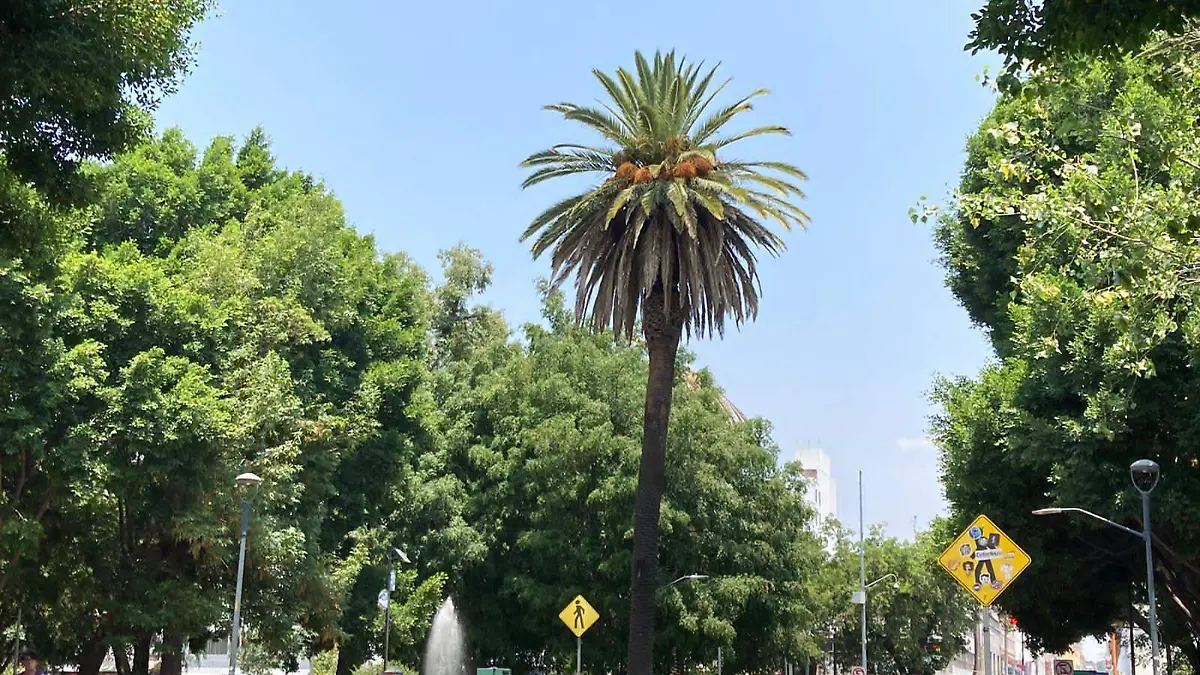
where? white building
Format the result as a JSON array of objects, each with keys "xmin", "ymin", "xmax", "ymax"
[{"xmin": 796, "ymin": 447, "xmax": 838, "ymax": 529}]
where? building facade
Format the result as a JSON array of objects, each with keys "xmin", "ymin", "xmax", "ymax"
[{"xmin": 796, "ymin": 447, "xmax": 838, "ymax": 529}]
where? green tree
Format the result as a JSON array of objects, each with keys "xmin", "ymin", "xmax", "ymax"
[
  {"xmin": 428, "ymin": 266, "xmax": 824, "ymax": 674},
  {"xmin": 520, "ymin": 50, "xmax": 809, "ymax": 675},
  {"xmin": 0, "ymin": 0, "xmax": 212, "ymax": 198},
  {"xmin": 1, "ymin": 128, "xmax": 440, "ymax": 675},
  {"xmin": 812, "ymin": 525, "xmax": 974, "ymax": 675},
  {"xmin": 927, "ymin": 46, "xmax": 1200, "ymax": 666},
  {"xmin": 969, "ymin": 0, "xmax": 1200, "ymax": 73}
]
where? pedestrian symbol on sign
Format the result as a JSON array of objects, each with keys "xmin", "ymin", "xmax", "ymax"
[
  {"xmin": 573, "ymin": 599, "xmax": 586, "ymax": 629},
  {"xmin": 558, "ymin": 595, "xmax": 599, "ymax": 638}
]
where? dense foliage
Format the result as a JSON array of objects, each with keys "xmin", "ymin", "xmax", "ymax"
[
  {"xmin": 1, "ymin": 128, "xmax": 443, "ymax": 675},
  {"xmin": 0, "ymin": 0, "xmax": 213, "ymax": 199},
  {"xmin": 968, "ymin": 0, "xmax": 1200, "ymax": 71},
  {"xmin": 928, "ymin": 45, "xmax": 1200, "ymax": 668}
]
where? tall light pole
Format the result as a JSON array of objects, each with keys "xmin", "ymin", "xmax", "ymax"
[
  {"xmin": 658, "ymin": 574, "xmax": 710, "ymax": 675},
  {"xmin": 383, "ymin": 547, "xmax": 410, "ymax": 674},
  {"xmin": 1132, "ymin": 459, "xmax": 1162, "ymax": 675},
  {"xmin": 229, "ymin": 472, "xmax": 263, "ymax": 675},
  {"xmin": 858, "ymin": 471, "xmax": 866, "ymax": 671},
  {"xmin": 854, "ymin": 573, "xmax": 899, "ymax": 673},
  {"xmin": 1032, "ymin": 459, "xmax": 1161, "ymax": 675}
]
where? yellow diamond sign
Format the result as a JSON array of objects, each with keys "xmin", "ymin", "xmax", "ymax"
[
  {"xmin": 559, "ymin": 595, "xmax": 600, "ymax": 637},
  {"xmin": 938, "ymin": 514, "xmax": 1032, "ymax": 606}
]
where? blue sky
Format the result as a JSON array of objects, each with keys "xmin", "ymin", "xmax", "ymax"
[{"xmin": 155, "ymin": 0, "xmax": 1000, "ymax": 537}]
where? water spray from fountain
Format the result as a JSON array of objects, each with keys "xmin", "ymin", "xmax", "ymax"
[{"xmin": 423, "ymin": 598, "xmax": 467, "ymax": 675}]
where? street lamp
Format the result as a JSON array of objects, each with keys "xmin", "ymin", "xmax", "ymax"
[
  {"xmin": 852, "ymin": 573, "xmax": 900, "ymax": 673},
  {"xmin": 383, "ymin": 547, "xmax": 410, "ymax": 674},
  {"xmin": 1032, "ymin": 459, "xmax": 1161, "ymax": 675},
  {"xmin": 657, "ymin": 574, "xmax": 712, "ymax": 675},
  {"xmin": 660, "ymin": 574, "xmax": 710, "ymax": 591},
  {"xmin": 866, "ymin": 573, "xmax": 899, "ymax": 591},
  {"xmin": 229, "ymin": 472, "xmax": 263, "ymax": 675}
]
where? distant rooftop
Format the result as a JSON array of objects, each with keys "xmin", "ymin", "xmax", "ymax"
[{"xmin": 682, "ymin": 371, "xmax": 747, "ymax": 424}]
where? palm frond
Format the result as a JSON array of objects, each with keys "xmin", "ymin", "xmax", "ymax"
[
  {"xmin": 691, "ymin": 89, "xmax": 770, "ymax": 144},
  {"xmin": 707, "ymin": 125, "xmax": 792, "ymax": 150},
  {"xmin": 521, "ymin": 51, "xmax": 808, "ymax": 339}
]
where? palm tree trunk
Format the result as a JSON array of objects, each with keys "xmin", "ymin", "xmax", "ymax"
[{"xmin": 626, "ymin": 284, "xmax": 683, "ymax": 675}]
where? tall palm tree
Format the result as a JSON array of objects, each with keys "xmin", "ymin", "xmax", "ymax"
[{"xmin": 520, "ymin": 51, "xmax": 809, "ymax": 675}]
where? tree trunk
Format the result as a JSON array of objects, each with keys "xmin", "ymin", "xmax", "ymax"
[
  {"xmin": 132, "ymin": 635, "xmax": 151, "ymax": 675},
  {"xmin": 335, "ymin": 643, "xmax": 358, "ymax": 675},
  {"xmin": 78, "ymin": 636, "xmax": 109, "ymax": 675},
  {"xmin": 625, "ymin": 284, "xmax": 683, "ymax": 675},
  {"xmin": 114, "ymin": 644, "xmax": 132, "ymax": 675},
  {"xmin": 159, "ymin": 631, "xmax": 183, "ymax": 675}
]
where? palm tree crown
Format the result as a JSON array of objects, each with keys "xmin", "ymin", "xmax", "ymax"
[{"xmin": 521, "ymin": 50, "xmax": 809, "ymax": 340}]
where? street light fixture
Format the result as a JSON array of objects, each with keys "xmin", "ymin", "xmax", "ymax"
[
  {"xmin": 853, "ymin": 572, "xmax": 900, "ymax": 673},
  {"xmin": 660, "ymin": 574, "xmax": 709, "ymax": 590},
  {"xmin": 229, "ymin": 472, "xmax": 263, "ymax": 675},
  {"xmin": 1032, "ymin": 459, "xmax": 1161, "ymax": 675},
  {"xmin": 865, "ymin": 573, "xmax": 900, "ymax": 591},
  {"xmin": 383, "ymin": 547, "xmax": 410, "ymax": 674}
]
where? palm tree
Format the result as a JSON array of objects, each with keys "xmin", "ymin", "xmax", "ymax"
[{"xmin": 520, "ymin": 51, "xmax": 809, "ymax": 675}]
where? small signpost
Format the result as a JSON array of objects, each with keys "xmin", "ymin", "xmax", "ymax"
[
  {"xmin": 851, "ymin": 666, "xmax": 867, "ymax": 675},
  {"xmin": 1054, "ymin": 660, "xmax": 1073, "ymax": 675},
  {"xmin": 558, "ymin": 595, "xmax": 599, "ymax": 675},
  {"xmin": 938, "ymin": 515, "xmax": 1033, "ymax": 675}
]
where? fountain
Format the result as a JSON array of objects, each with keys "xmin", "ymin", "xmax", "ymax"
[{"xmin": 422, "ymin": 598, "xmax": 467, "ymax": 675}]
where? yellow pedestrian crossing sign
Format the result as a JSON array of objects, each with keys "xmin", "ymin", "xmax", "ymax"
[
  {"xmin": 558, "ymin": 595, "xmax": 599, "ymax": 637},
  {"xmin": 938, "ymin": 514, "xmax": 1032, "ymax": 606}
]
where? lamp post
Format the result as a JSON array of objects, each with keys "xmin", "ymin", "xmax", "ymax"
[
  {"xmin": 851, "ymin": 573, "xmax": 899, "ymax": 674},
  {"xmin": 383, "ymin": 547, "xmax": 410, "ymax": 674},
  {"xmin": 658, "ymin": 574, "xmax": 710, "ymax": 675},
  {"xmin": 1032, "ymin": 459, "xmax": 1161, "ymax": 675},
  {"xmin": 858, "ymin": 471, "xmax": 866, "ymax": 672},
  {"xmin": 229, "ymin": 472, "xmax": 263, "ymax": 675}
]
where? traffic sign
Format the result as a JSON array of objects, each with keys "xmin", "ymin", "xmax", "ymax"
[
  {"xmin": 937, "ymin": 514, "xmax": 1032, "ymax": 606},
  {"xmin": 558, "ymin": 595, "xmax": 600, "ymax": 637},
  {"xmin": 851, "ymin": 667, "xmax": 866, "ymax": 675},
  {"xmin": 1054, "ymin": 661, "xmax": 1073, "ymax": 675}
]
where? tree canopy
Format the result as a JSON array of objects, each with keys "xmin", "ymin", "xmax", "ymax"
[
  {"xmin": 0, "ymin": 0, "xmax": 213, "ymax": 199},
  {"xmin": 928, "ymin": 43, "xmax": 1200, "ymax": 668},
  {"xmin": 969, "ymin": 0, "xmax": 1200, "ymax": 70}
]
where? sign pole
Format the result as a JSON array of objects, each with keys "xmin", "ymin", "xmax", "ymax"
[
  {"xmin": 576, "ymin": 636, "xmax": 582, "ymax": 675},
  {"xmin": 982, "ymin": 606, "xmax": 992, "ymax": 675}
]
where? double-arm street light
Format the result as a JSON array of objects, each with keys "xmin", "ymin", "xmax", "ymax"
[
  {"xmin": 1032, "ymin": 459, "xmax": 1161, "ymax": 675},
  {"xmin": 229, "ymin": 472, "xmax": 263, "ymax": 675}
]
